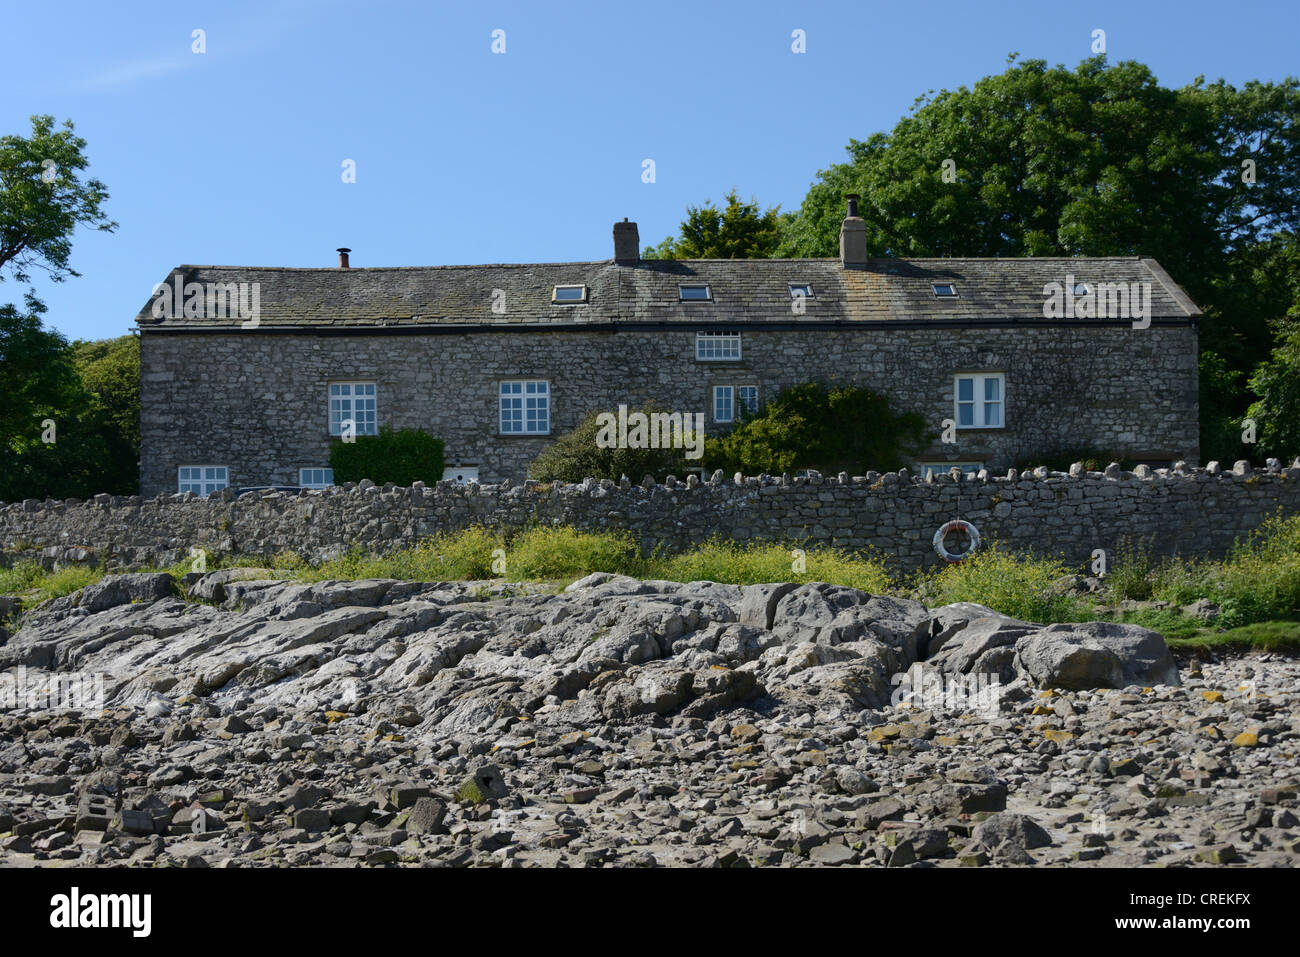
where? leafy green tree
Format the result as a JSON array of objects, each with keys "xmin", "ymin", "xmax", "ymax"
[
  {"xmin": 643, "ymin": 189, "xmax": 782, "ymax": 259},
  {"xmin": 1199, "ymin": 231, "xmax": 1300, "ymax": 462},
  {"xmin": 1246, "ymin": 316, "xmax": 1300, "ymax": 461},
  {"xmin": 778, "ymin": 57, "xmax": 1297, "ymax": 270},
  {"xmin": 0, "ymin": 295, "xmax": 79, "ymax": 450},
  {"xmin": 0, "ymin": 116, "xmax": 119, "ymax": 500},
  {"xmin": 0, "ymin": 115, "xmax": 117, "ymax": 287},
  {"xmin": 0, "ymin": 304, "xmax": 130, "ymax": 504},
  {"xmin": 71, "ymin": 334, "xmax": 140, "ymax": 494},
  {"xmin": 704, "ymin": 382, "xmax": 930, "ymax": 476}
]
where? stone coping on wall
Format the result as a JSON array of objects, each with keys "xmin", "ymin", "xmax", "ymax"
[{"xmin": 3, "ymin": 456, "xmax": 1299, "ymax": 515}]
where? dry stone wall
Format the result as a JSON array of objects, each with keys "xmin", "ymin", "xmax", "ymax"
[{"xmin": 2, "ymin": 459, "xmax": 1297, "ymax": 575}]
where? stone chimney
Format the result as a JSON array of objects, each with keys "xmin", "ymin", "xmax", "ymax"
[
  {"xmin": 613, "ymin": 219, "xmax": 639, "ymax": 265},
  {"xmin": 839, "ymin": 195, "xmax": 866, "ymax": 268},
  {"xmin": 337, "ymin": 247, "xmax": 351, "ymax": 269}
]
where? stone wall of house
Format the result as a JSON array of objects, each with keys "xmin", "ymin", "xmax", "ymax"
[
  {"xmin": 4, "ymin": 460, "xmax": 1293, "ymax": 577},
  {"xmin": 138, "ymin": 323, "xmax": 1199, "ymax": 495}
]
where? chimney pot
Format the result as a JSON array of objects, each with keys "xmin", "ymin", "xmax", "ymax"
[
  {"xmin": 613, "ymin": 219, "xmax": 639, "ymax": 265},
  {"xmin": 845, "ymin": 193, "xmax": 861, "ymax": 218},
  {"xmin": 337, "ymin": 247, "xmax": 351, "ymax": 269}
]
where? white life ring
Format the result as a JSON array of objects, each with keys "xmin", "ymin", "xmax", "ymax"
[{"xmin": 933, "ymin": 519, "xmax": 980, "ymax": 563}]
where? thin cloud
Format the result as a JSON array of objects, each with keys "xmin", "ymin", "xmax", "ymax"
[
  {"xmin": 81, "ymin": 53, "xmax": 199, "ymax": 91},
  {"xmin": 74, "ymin": 0, "xmax": 351, "ymax": 93}
]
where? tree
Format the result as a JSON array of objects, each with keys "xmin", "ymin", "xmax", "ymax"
[
  {"xmin": 1246, "ymin": 310, "xmax": 1300, "ymax": 461},
  {"xmin": 775, "ymin": 56, "xmax": 1300, "ymax": 461},
  {"xmin": 0, "ymin": 115, "xmax": 120, "ymax": 501},
  {"xmin": 643, "ymin": 189, "xmax": 782, "ymax": 259},
  {"xmin": 71, "ymin": 334, "xmax": 140, "ymax": 494},
  {"xmin": 0, "ymin": 294, "xmax": 80, "ymax": 450},
  {"xmin": 778, "ymin": 57, "xmax": 1298, "ymax": 270},
  {"xmin": 1244, "ymin": 323, "xmax": 1300, "ymax": 458},
  {"xmin": 704, "ymin": 382, "xmax": 930, "ymax": 476},
  {"xmin": 0, "ymin": 297, "xmax": 115, "ymax": 501},
  {"xmin": 0, "ymin": 115, "xmax": 117, "ymax": 287}
]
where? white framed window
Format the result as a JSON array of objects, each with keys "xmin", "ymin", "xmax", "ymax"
[
  {"xmin": 789, "ymin": 283, "xmax": 814, "ymax": 299},
  {"xmin": 552, "ymin": 284, "xmax": 587, "ymax": 303},
  {"xmin": 500, "ymin": 380, "xmax": 549, "ymax": 434},
  {"xmin": 714, "ymin": 385, "xmax": 758, "ymax": 423},
  {"xmin": 178, "ymin": 465, "xmax": 228, "ymax": 496},
  {"xmin": 679, "ymin": 284, "xmax": 712, "ymax": 301},
  {"xmin": 955, "ymin": 373, "xmax": 1004, "ymax": 428},
  {"xmin": 919, "ymin": 462, "xmax": 984, "ymax": 479},
  {"xmin": 713, "ymin": 386, "xmax": 735, "ymax": 423},
  {"xmin": 329, "ymin": 382, "xmax": 377, "ymax": 436},
  {"xmin": 696, "ymin": 331, "xmax": 741, "ymax": 361},
  {"xmin": 299, "ymin": 468, "xmax": 334, "ymax": 489},
  {"xmin": 932, "ymin": 283, "xmax": 958, "ymax": 298}
]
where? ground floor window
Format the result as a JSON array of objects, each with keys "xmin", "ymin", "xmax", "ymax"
[
  {"xmin": 178, "ymin": 465, "xmax": 228, "ymax": 496},
  {"xmin": 299, "ymin": 467, "xmax": 334, "ymax": 489},
  {"xmin": 713, "ymin": 384, "xmax": 757, "ymax": 423}
]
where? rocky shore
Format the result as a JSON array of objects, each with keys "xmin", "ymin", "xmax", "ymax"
[{"xmin": 0, "ymin": 572, "xmax": 1294, "ymax": 867}]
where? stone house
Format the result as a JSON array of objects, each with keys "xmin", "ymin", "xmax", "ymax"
[{"xmin": 135, "ymin": 200, "xmax": 1202, "ymax": 496}]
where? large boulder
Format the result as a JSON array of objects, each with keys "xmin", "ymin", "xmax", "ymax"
[
  {"xmin": 1014, "ymin": 621, "xmax": 1179, "ymax": 689},
  {"xmin": 925, "ymin": 616, "xmax": 1039, "ymax": 678},
  {"xmin": 770, "ymin": 584, "xmax": 929, "ymax": 657},
  {"xmin": 920, "ymin": 602, "xmax": 1010, "ymax": 658},
  {"xmin": 971, "ymin": 812, "xmax": 1053, "ymax": 850}
]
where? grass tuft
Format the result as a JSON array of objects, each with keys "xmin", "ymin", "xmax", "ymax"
[
  {"xmin": 920, "ymin": 544, "xmax": 1087, "ymax": 623},
  {"xmin": 657, "ymin": 539, "xmax": 892, "ymax": 593}
]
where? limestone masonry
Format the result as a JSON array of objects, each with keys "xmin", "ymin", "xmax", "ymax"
[{"xmin": 3, "ymin": 460, "xmax": 1296, "ymax": 573}]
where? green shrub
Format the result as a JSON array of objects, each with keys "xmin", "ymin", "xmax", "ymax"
[
  {"xmin": 0, "ymin": 560, "xmax": 45, "ymax": 594},
  {"xmin": 704, "ymin": 381, "xmax": 930, "ymax": 476},
  {"xmin": 40, "ymin": 565, "xmax": 104, "ymax": 599},
  {"xmin": 528, "ymin": 404, "xmax": 700, "ymax": 483},
  {"xmin": 1210, "ymin": 513, "xmax": 1300, "ymax": 624},
  {"xmin": 505, "ymin": 526, "xmax": 640, "ymax": 580},
  {"xmin": 329, "ymin": 426, "xmax": 445, "ymax": 486},
  {"xmin": 656, "ymin": 540, "xmax": 892, "ymax": 593},
  {"xmin": 922, "ymin": 544, "xmax": 1087, "ymax": 623}
]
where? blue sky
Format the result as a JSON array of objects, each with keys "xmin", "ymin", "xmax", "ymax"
[{"xmin": 4, "ymin": 0, "xmax": 1298, "ymax": 341}]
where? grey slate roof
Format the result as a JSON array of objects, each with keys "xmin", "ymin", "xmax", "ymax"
[{"xmin": 135, "ymin": 256, "xmax": 1202, "ymax": 329}]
